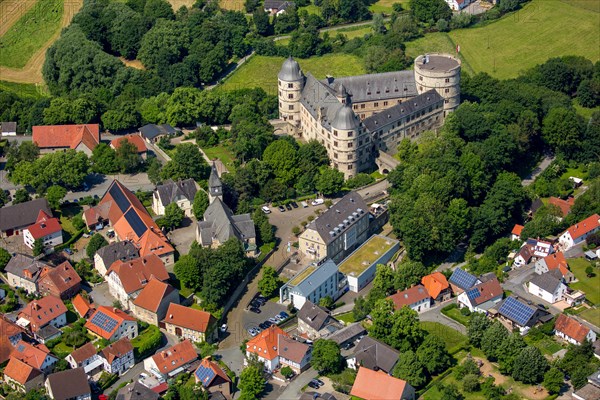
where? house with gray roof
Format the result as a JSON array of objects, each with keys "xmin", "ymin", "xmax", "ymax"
[
  {"xmin": 139, "ymin": 123, "xmax": 178, "ymax": 143},
  {"xmin": 152, "ymin": 179, "xmax": 198, "ymax": 218},
  {"xmin": 1, "ymin": 122, "xmax": 17, "ymax": 136},
  {"xmin": 527, "ymin": 269, "xmax": 567, "ymax": 304},
  {"xmin": 0, "ymin": 198, "xmax": 51, "ymax": 238},
  {"xmin": 299, "ymin": 192, "xmax": 369, "ymax": 263},
  {"xmin": 93, "ymin": 241, "xmax": 139, "ymax": 276},
  {"xmin": 347, "ymin": 336, "xmax": 400, "ymax": 374},
  {"xmin": 327, "ymin": 323, "xmax": 366, "ymax": 346},
  {"xmin": 297, "ymin": 301, "xmax": 341, "ymax": 339},
  {"xmin": 5, "ymin": 254, "xmax": 50, "ymax": 294},
  {"xmin": 280, "ymin": 260, "xmax": 343, "ymax": 309},
  {"xmin": 264, "ymin": 0, "xmax": 294, "ymax": 14}
]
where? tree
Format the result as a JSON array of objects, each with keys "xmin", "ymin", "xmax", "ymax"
[
  {"xmin": 319, "ymin": 296, "xmax": 334, "ymax": 309},
  {"xmin": 511, "ymin": 346, "xmax": 548, "ymax": 384},
  {"xmin": 280, "ymin": 366, "xmax": 293, "ymax": 378},
  {"xmin": 46, "ymin": 185, "xmax": 67, "ymax": 209},
  {"xmin": 32, "ymin": 239, "xmax": 44, "ymax": 256},
  {"xmin": 147, "ymin": 157, "xmax": 163, "ymax": 185},
  {"xmin": 394, "ymin": 261, "xmax": 428, "ymax": 290},
  {"xmin": 468, "ymin": 313, "xmax": 491, "ymax": 348},
  {"xmin": 316, "ymin": 167, "xmax": 344, "ymax": 196},
  {"xmin": 13, "ymin": 188, "xmax": 30, "ymax": 204},
  {"xmin": 144, "ymin": 0, "xmax": 175, "ymax": 22},
  {"xmin": 543, "ymin": 367, "xmax": 564, "ymax": 394},
  {"xmin": 455, "ymin": 358, "xmax": 480, "ymax": 379},
  {"xmin": 497, "ymin": 333, "xmax": 527, "ymax": 375},
  {"xmin": 193, "ymin": 190, "xmax": 209, "ymax": 220},
  {"xmin": 417, "ymin": 334, "xmax": 452, "ymax": 375},
  {"xmin": 91, "ymin": 143, "xmax": 119, "ymax": 174},
  {"xmin": 462, "ymin": 374, "xmax": 480, "ymax": 393},
  {"xmin": 53, "ymin": 359, "xmax": 70, "ymax": 372},
  {"xmin": 372, "ymin": 12, "xmax": 386, "ymax": 34},
  {"xmin": 311, "ymin": 339, "xmax": 344, "ymax": 374},
  {"xmin": 86, "ymin": 234, "xmax": 108, "ymax": 258},
  {"xmin": 542, "ymin": 107, "xmax": 583, "ymax": 158},
  {"xmin": 138, "ymin": 20, "xmax": 187, "ymax": 73},
  {"xmin": 116, "ymin": 140, "xmax": 142, "ymax": 173},
  {"xmin": 164, "ymin": 203, "xmax": 185, "ymax": 229},
  {"xmin": 0, "ymin": 247, "xmax": 11, "ymax": 272},
  {"xmin": 262, "ymin": 139, "xmax": 299, "ymax": 185},
  {"xmin": 438, "ymin": 384, "xmax": 463, "ymax": 400},
  {"xmin": 585, "ymin": 265, "xmax": 594, "ymax": 277},
  {"xmin": 0, "ymin": 189, "xmax": 8, "ymax": 207},
  {"xmin": 409, "ymin": 0, "xmax": 451, "ymax": 23},
  {"xmin": 258, "ymin": 266, "xmax": 281, "ymax": 298},
  {"xmin": 392, "ymin": 350, "xmax": 427, "ymax": 389},
  {"xmin": 174, "ymin": 254, "xmax": 202, "ymax": 291},
  {"xmin": 578, "ymin": 79, "xmax": 600, "ymax": 108},
  {"xmin": 389, "ymin": 306, "xmax": 426, "ymax": 351},
  {"xmin": 161, "ymin": 143, "xmax": 209, "ymax": 182},
  {"xmin": 481, "ymin": 321, "xmax": 509, "ymax": 361},
  {"xmin": 369, "ymin": 298, "xmax": 396, "ymax": 340},
  {"xmin": 238, "ymin": 364, "xmax": 265, "ymax": 400},
  {"xmin": 352, "ymin": 295, "xmax": 370, "ymax": 321}
]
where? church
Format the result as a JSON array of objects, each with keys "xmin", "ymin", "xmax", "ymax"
[{"xmin": 277, "ymin": 53, "xmax": 461, "ymax": 178}]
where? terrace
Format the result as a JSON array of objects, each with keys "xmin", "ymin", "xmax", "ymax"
[{"xmin": 289, "ymin": 265, "xmax": 316, "ymax": 287}]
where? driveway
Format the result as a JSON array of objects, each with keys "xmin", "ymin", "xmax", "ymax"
[
  {"xmin": 84, "ymin": 282, "xmax": 115, "ymax": 307},
  {"xmin": 277, "ymin": 367, "xmax": 318, "ymax": 400},
  {"xmin": 420, "ymin": 299, "xmax": 467, "ymax": 335},
  {"xmin": 167, "ymin": 217, "xmax": 197, "ymax": 260}
]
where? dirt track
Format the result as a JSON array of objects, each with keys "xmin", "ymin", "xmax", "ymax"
[
  {"xmin": 0, "ymin": 0, "xmax": 82, "ymax": 84},
  {"xmin": 0, "ymin": 0, "xmax": 37, "ymax": 36}
]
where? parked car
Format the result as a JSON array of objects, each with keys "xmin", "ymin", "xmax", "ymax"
[
  {"xmin": 301, "ymin": 201, "xmax": 308, "ymax": 208},
  {"xmin": 220, "ymin": 324, "xmax": 227, "ymax": 333},
  {"xmin": 290, "ymin": 201, "xmax": 298, "ymax": 208},
  {"xmin": 263, "ymin": 320, "xmax": 272, "ymax": 328},
  {"xmin": 268, "ymin": 317, "xmax": 278, "ymax": 324},
  {"xmin": 258, "ymin": 322, "xmax": 268, "ymax": 330},
  {"xmin": 248, "ymin": 328, "xmax": 258, "ymax": 337},
  {"xmin": 308, "ymin": 381, "xmax": 319, "ymax": 389},
  {"xmin": 313, "ymin": 378, "xmax": 325, "ymax": 387},
  {"xmin": 285, "ymin": 203, "xmax": 292, "ymax": 210},
  {"xmin": 255, "ymin": 298, "xmax": 266, "ymax": 306},
  {"xmin": 64, "ymin": 248, "xmax": 73, "ymax": 255},
  {"xmin": 278, "ymin": 205, "xmax": 286, "ymax": 212},
  {"xmin": 278, "ymin": 311, "xmax": 289, "ymax": 319},
  {"xmin": 311, "ymin": 198, "xmax": 324, "ymax": 206},
  {"xmin": 342, "ymin": 342, "xmax": 354, "ymax": 350},
  {"xmin": 261, "ymin": 206, "xmax": 271, "ymax": 214},
  {"xmin": 274, "ymin": 315, "xmax": 285, "ymax": 322},
  {"xmin": 249, "ymin": 307, "xmax": 261, "ymax": 314}
]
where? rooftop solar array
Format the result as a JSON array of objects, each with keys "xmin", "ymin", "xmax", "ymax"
[
  {"xmin": 91, "ymin": 311, "xmax": 118, "ymax": 333},
  {"xmin": 124, "ymin": 208, "xmax": 147, "ymax": 238},
  {"xmin": 109, "ymin": 184, "xmax": 131, "ymax": 213},
  {"xmin": 498, "ymin": 297, "xmax": 535, "ymax": 326},
  {"xmin": 195, "ymin": 365, "xmax": 216, "ymax": 387},
  {"xmin": 466, "ymin": 287, "xmax": 481, "ymax": 301},
  {"xmin": 449, "ymin": 268, "xmax": 478, "ymax": 290}
]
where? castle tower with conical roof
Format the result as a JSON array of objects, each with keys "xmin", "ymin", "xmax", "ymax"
[{"xmin": 278, "ymin": 56, "xmax": 305, "ymax": 134}]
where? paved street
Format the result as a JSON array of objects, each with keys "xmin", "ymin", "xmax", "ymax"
[
  {"xmin": 277, "ymin": 367, "xmax": 318, "ymax": 400},
  {"xmin": 522, "ymin": 155, "xmax": 555, "ymax": 186}
]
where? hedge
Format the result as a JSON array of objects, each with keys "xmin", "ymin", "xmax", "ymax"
[
  {"xmin": 55, "ymin": 228, "xmax": 85, "ymax": 251},
  {"xmin": 131, "ymin": 325, "xmax": 162, "ymax": 360}
]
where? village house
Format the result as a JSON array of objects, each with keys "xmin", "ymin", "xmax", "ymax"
[
  {"xmin": 350, "ymin": 366, "xmax": 416, "ymax": 400},
  {"xmin": 1, "ymin": 121, "xmax": 17, "ymax": 136},
  {"xmin": 560, "ymin": 214, "xmax": 600, "ymax": 250},
  {"xmin": 152, "ymin": 178, "xmax": 198, "ymax": 217},
  {"xmin": 245, "ymin": 325, "xmax": 289, "ymax": 372},
  {"xmin": 110, "ymin": 134, "xmax": 148, "ymax": 159},
  {"xmin": 445, "ymin": 0, "xmax": 471, "ymax": 11},
  {"xmin": 94, "ymin": 240, "xmax": 139, "ymax": 276},
  {"xmin": 511, "ymin": 224, "xmax": 524, "ymax": 241},
  {"xmin": 32, "ymin": 124, "xmax": 100, "ymax": 156},
  {"xmin": 527, "ymin": 269, "xmax": 567, "ymax": 304},
  {"xmin": 65, "ymin": 342, "xmax": 102, "ymax": 375},
  {"xmin": 85, "ymin": 306, "xmax": 138, "ymax": 342},
  {"xmin": 534, "ymin": 251, "xmax": 575, "ymax": 283},
  {"xmin": 4, "ymin": 253, "xmax": 49, "ymax": 294},
  {"xmin": 513, "ymin": 238, "xmax": 553, "ymax": 267},
  {"xmin": 11, "ymin": 340, "xmax": 58, "ymax": 374},
  {"xmin": 554, "ymin": 314, "xmax": 597, "ymax": 346},
  {"xmin": 72, "ymin": 294, "xmax": 95, "ymax": 319},
  {"xmin": 280, "ymin": 260, "xmax": 342, "ymax": 309},
  {"xmin": 115, "ymin": 381, "xmax": 160, "ymax": 400},
  {"xmin": 573, "ymin": 369, "xmax": 600, "ymax": 400},
  {"xmin": 194, "ymin": 357, "xmax": 232, "ymax": 399},
  {"xmin": 457, "ymin": 277, "xmax": 503, "ymax": 313},
  {"xmin": 37, "ymin": 260, "xmax": 82, "ymax": 299},
  {"xmin": 99, "ymin": 337, "xmax": 135, "ymax": 375},
  {"xmin": 163, "ymin": 303, "xmax": 216, "ymax": 343},
  {"xmin": 0, "ymin": 198, "xmax": 52, "ymax": 238},
  {"xmin": 17, "ymin": 295, "xmax": 67, "ymax": 334},
  {"xmin": 3, "ymin": 356, "xmax": 44, "ymax": 393},
  {"xmin": 45, "ymin": 367, "xmax": 91, "ymax": 400},
  {"xmin": 448, "ymin": 268, "xmax": 479, "ymax": 295},
  {"xmin": 264, "ymin": 0, "xmax": 294, "ymax": 14},
  {"xmin": 278, "ymin": 335, "xmax": 312, "ymax": 374},
  {"xmin": 494, "ymin": 296, "xmax": 552, "ymax": 333},
  {"xmin": 388, "ymin": 284, "xmax": 431, "ymax": 313},
  {"xmin": 130, "ymin": 278, "xmax": 179, "ymax": 325},
  {"xmin": 144, "ymin": 339, "xmax": 198, "ymax": 380},
  {"xmin": 83, "ymin": 180, "xmax": 174, "ymax": 265},
  {"xmin": 139, "ymin": 123, "xmax": 178, "ymax": 144},
  {"xmin": 106, "ymin": 254, "xmax": 170, "ymax": 309},
  {"xmin": 297, "ymin": 301, "xmax": 340, "ymax": 339},
  {"xmin": 298, "ymin": 192, "xmax": 370, "ymax": 263},
  {"xmin": 327, "ymin": 323, "xmax": 367, "ymax": 348},
  {"xmin": 0, "ymin": 316, "xmax": 26, "ymax": 364},
  {"xmin": 347, "ymin": 336, "xmax": 400, "ymax": 374},
  {"xmin": 23, "ymin": 210, "xmax": 63, "ymax": 251},
  {"xmin": 548, "ymin": 196, "xmax": 575, "ymax": 218},
  {"xmin": 421, "ymin": 272, "xmax": 451, "ymax": 303}
]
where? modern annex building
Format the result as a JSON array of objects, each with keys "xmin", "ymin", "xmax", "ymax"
[{"xmin": 277, "ymin": 53, "xmax": 461, "ymax": 178}]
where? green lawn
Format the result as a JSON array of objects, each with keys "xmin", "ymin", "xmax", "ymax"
[
  {"xmin": 369, "ymin": 0, "xmax": 409, "ymax": 13},
  {"xmin": 298, "ymin": 4, "xmax": 321, "ymax": 15},
  {"xmin": 202, "ymin": 144, "xmax": 236, "ymax": 172},
  {"xmin": 579, "ymin": 308, "xmax": 600, "ymax": 327},
  {"xmin": 336, "ymin": 311, "xmax": 356, "ymax": 324},
  {"xmin": 0, "ymin": 0, "xmax": 64, "ymax": 68},
  {"xmin": 445, "ymin": 0, "xmax": 600, "ymax": 79},
  {"xmin": 0, "ymin": 80, "xmax": 48, "ymax": 99},
  {"xmin": 420, "ymin": 321, "xmax": 468, "ymax": 353},
  {"xmin": 569, "ymin": 258, "xmax": 600, "ymax": 305},
  {"xmin": 219, "ymin": 54, "xmax": 366, "ymax": 94},
  {"xmin": 525, "ymin": 336, "xmax": 564, "ymax": 356},
  {"xmin": 278, "ymin": 25, "xmax": 373, "ymax": 46},
  {"xmin": 441, "ymin": 305, "xmax": 471, "ymax": 327},
  {"xmin": 574, "ymin": 100, "xmax": 600, "ymax": 120}
]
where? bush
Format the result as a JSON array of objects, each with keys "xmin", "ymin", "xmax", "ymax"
[
  {"xmin": 460, "ymin": 307, "xmax": 472, "ymax": 316},
  {"xmin": 281, "ymin": 366, "xmax": 294, "ymax": 378},
  {"xmin": 131, "ymin": 325, "xmax": 162, "ymax": 360},
  {"xmin": 98, "ymin": 372, "xmax": 119, "ymax": 390},
  {"xmin": 462, "ymin": 374, "xmax": 480, "ymax": 392}
]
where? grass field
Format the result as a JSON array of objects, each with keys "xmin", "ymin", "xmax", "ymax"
[
  {"xmin": 441, "ymin": 305, "xmax": 471, "ymax": 327},
  {"xmin": 561, "ymin": 0, "xmax": 600, "ymax": 12},
  {"xmin": 369, "ymin": 0, "xmax": 409, "ymax": 13},
  {"xmin": 299, "ymin": 4, "xmax": 321, "ymax": 15},
  {"xmin": 0, "ymin": 80, "xmax": 47, "ymax": 98},
  {"xmin": 202, "ymin": 144, "xmax": 236, "ymax": 172},
  {"xmin": 574, "ymin": 100, "xmax": 600, "ymax": 120},
  {"xmin": 219, "ymin": 0, "xmax": 244, "ymax": 10},
  {"xmin": 0, "ymin": 0, "xmax": 64, "ymax": 68},
  {"xmin": 569, "ymin": 257, "xmax": 600, "ymax": 305},
  {"xmin": 420, "ymin": 321, "xmax": 468, "ymax": 352},
  {"xmin": 219, "ymin": 54, "xmax": 366, "ymax": 94},
  {"xmin": 336, "ymin": 311, "xmax": 356, "ymax": 324},
  {"xmin": 579, "ymin": 308, "xmax": 600, "ymax": 327},
  {"xmin": 277, "ymin": 25, "xmax": 373, "ymax": 46}
]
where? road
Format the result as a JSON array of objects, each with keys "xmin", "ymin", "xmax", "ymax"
[
  {"xmin": 277, "ymin": 367, "xmax": 318, "ymax": 400},
  {"xmin": 521, "ymin": 155, "xmax": 555, "ymax": 186}
]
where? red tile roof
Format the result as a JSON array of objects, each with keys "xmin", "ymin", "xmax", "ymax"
[
  {"xmin": 548, "ymin": 197, "xmax": 575, "ymax": 217},
  {"xmin": 468, "ymin": 278, "xmax": 503, "ymax": 306},
  {"xmin": 555, "ymin": 314, "xmax": 590, "ymax": 344},
  {"xmin": 72, "ymin": 294, "xmax": 93, "ymax": 318},
  {"xmin": 246, "ymin": 325, "xmax": 288, "ymax": 361},
  {"xmin": 0, "ymin": 316, "xmax": 25, "ymax": 363},
  {"xmin": 26, "ymin": 210, "xmax": 61, "ymax": 239},
  {"xmin": 100, "ymin": 337, "xmax": 133, "ymax": 364},
  {"xmin": 19, "ymin": 295, "xmax": 67, "ymax": 332},
  {"xmin": 69, "ymin": 342, "xmax": 97, "ymax": 364},
  {"xmin": 421, "ymin": 272, "xmax": 449, "ymax": 299},
  {"xmin": 163, "ymin": 303, "xmax": 214, "ymax": 334},
  {"xmin": 512, "ymin": 224, "xmax": 524, "ymax": 236},
  {"xmin": 107, "ymin": 254, "xmax": 169, "ymax": 295},
  {"xmin": 132, "ymin": 278, "xmax": 176, "ymax": 312},
  {"xmin": 151, "ymin": 340, "xmax": 198, "ymax": 375},
  {"xmin": 4, "ymin": 356, "xmax": 42, "ymax": 386},
  {"xmin": 351, "ymin": 367, "xmax": 410, "ymax": 400},
  {"xmin": 38, "ymin": 261, "xmax": 82, "ymax": 298},
  {"xmin": 543, "ymin": 252, "xmax": 570, "ymax": 278},
  {"xmin": 110, "ymin": 134, "xmax": 147, "ymax": 154},
  {"xmin": 32, "ymin": 124, "xmax": 100, "ymax": 151},
  {"xmin": 387, "ymin": 285, "xmax": 430, "ymax": 310},
  {"xmin": 85, "ymin": 306, "xmax": 136, "ymax": 340},
  {"xmin": 151, "ymin": 382, "xmax": 169, "ymax": 394},
  {"xmin": 11, "ymin": 340, "xmax": 54, "ymax": 370},
  {"xmin": 566, "ymin": 214, "xmax": 600, "ymax": 240}
]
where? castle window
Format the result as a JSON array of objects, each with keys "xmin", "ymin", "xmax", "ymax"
[
  {"xmin": 348, "ymin": 154, "xmax": 353, "ymax": 160},
  {"xmin": 288, "ymin": 94, "xmax": 293, "ymax": 99},
  {"xmin": 419, "ymin": 76, "xmax": 423, "ymax": 81},
  {"xmin": 361, "ymin": 114, "xmax": 365, "ymax": 118},
  {"xmin": 279, "ymin": 81, "xmax": 281, "ymax": 86},
  {"xmin": 334, "ymin": 153, "xmax": 338, "ymax": 159},
  {"xmin": 288, "ymin": 83, "xmax": 293, "ymax": 88},
  {"xmin": 334, "ymin": 163, "xmax": 338, "ymax": 168},
  {"xmin": 353, "ymin": 105, "xmax": 358, "ymax": 110},
  {"xmin": 445, "ymin": 99, "xmax": 449, "ymax": 103},
  {"xmin": 334, "ymin": 141, "xmax": 338, "ymax": 147},
  {"xmin": 348, "ymin": 142, "xmax": 353, "ymax": 148},
  {"xmin": 374, "ymin": 102, "xmax": 379, "ymax": 107},
  {"xmin": 279, "ymin": 91, "xmax": 281, "ymax": 96},
  {"xmin": 333, "ymin": 130, "xmax": 338, "ymax": 137},
  {"xmin": 383, "ymin": 101, "xmax": 388, "ymax": 106},
  {"xmin": 279, "ymin": 102, "xmax": 282, "ymax": 107},
  {"xmin": 289, "ymin": 105, "xmax": 294, "ymax": 110},
  {"xmin": 420, "ymin": 86, "xmax": 423, "ymax": 91},
  {"xmin": 445, "ymin": 78, "xmax": 450, "ymax": 83},
  {"xmin": 289, "ymin": 115, "xmax": 294, "ymax": 120},
  {"xmin": 360, "ymin": 104, "xmax": 365, "ymax": 109},
  {"xmin": 445, "ymin": 88, "xmax": 450, "ymax": 93},
  {"xmin": 348, "ymin": 164, "xmax": 353, "ymax": 170},
  {"xmin": 348, "ymin": 131, "xmax": 353, "ymax": 138},
  {"xmin": 359, "ymin": 140, "xmax": 363, "ymax": 146}
]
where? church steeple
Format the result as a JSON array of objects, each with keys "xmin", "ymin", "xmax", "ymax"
[{"xmin": 208, "ymin": 163, "xmax": 222, "ymax": 203}]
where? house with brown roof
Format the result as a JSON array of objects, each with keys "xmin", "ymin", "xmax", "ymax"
[
  {"xmin": 143, "ymin": 339, "xmax": 198, "ymax": 380},
  {"xmin": 106, "ymin": 254, "xmax": 169, "ymax": 309},
  {"xmin": 514, "ymin": 238, "xmax": 553, "ymax": 267},
  {"xmin": 85, "ymin": 306, "xmax": 138, "ymax": 342},
  {"xmin": 5, "ymin": 253, "xmax": 50, "ymax": 294},
  {"xmin": 548, "ymin": 196, "xmax": 575, "ymax": 218},
  {"xmin": 457, "ymin": 277, "xmax": 503, "ymax": 313},
  {"xmin": 99, "ymin": 337, "xmax": 134, "ymax": 375},
  {"xmin": 163, "ymin": 303, "xmax": 216, "ymax": 343},
  {"xmin": 278, "ymin": 335, "xmax": 312, "ymax": 374},
  {"xmin": 350, "ymin": 366, "xmax": 415, "ymax": 400},
  {"xmin": 65, "ymin": 342, "xmax": 103, "ymax": 375},
  {"xmin": 511, "ymin": 224, "xmax": 524, "ymax": 241},
  {"xmin": 115, "ymin": 381, "xmax": 160, "ymax": 400},
  {"xmin": 559, "ymin": 214, "xmax": 600, "ymax": 250},
  {"xmin": 0, "ymin": 198, "xmax": 52, "ymax": 238},
  {"xmin": 45, "ymin": 367, "xmax": 91, "ymax": 400},
  {"xmin": 73, "ymin": 294, "xmax": 94, "ymax": 319},
  {"xmin": 347, "ymin": 336, "xmax": 399, "ymax": 374},
  {"xmin": 534, "ymin": 251, "xmax": 575, "ymax": 283},
  {"xmin": 554, "ymin": 314, "xmax": 597, "ymax": 346},
  {"xmin": 3, "ymin": 356, "xmax": 44, "ymax": 393},
  {"xmin": 1, "ymin": 121, "xmax": 17, "ymax": 136},
  {"xmin": 110, "ymin": 134, "xmax": 148, "ymax": 159},
  {"xmin": 245, "ymin": 325, "xmax": 289, "ymax": 372},
  {"xmin": 0, "ymin": 316, "xmax": 26, "ymax": 364},
  {"xmin": 17, "ymin": 295, "xmax": 67, "ymax": 333},
  {"xmin": 83, "ymin": 180, "xmax": 174, "ymax": 265},
  {"xmin": 32, "ymin": 124, "xmax": 100, "ymax": 156},
  {"xmin": 38, "ymin": 260, "xmax": 82, "ymax": 299},
  {"xmin": 387, "ymin": 284, "xmax": 431, "ymax": 313},
  {"xmin": 130, "ymin": 278, "xmax": 179, "ymax": 325},
  {"xmin": 94, "ymin": 240, "xmax": 139, "ymax": 276},
  {"xmin": 194, "ymin": 357, "xmax": 232, "ymax": 399},
  {"xmin": 421, "ymin": 272, "xmax": 450, "ymax": 302},
  {"xmin": 23, "ymin": 210, "xmax": 63, "ymax": 251}
]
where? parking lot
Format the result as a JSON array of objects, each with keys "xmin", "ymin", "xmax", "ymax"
[{"xmin": 241, "ymin": 297, "xmax": 289, "ymax": 339}]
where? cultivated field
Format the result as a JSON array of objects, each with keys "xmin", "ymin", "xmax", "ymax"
[
  {"xmin": 219, "ymin": 0, "xmax": 244, "ymax": 10},
  {"xmin": 369, "ymin": 0, "xmax": 409, "ymax": 13},
  {"xmin": 219, "ymin": 54, "xmax": 366, "ymax": 94},
  {"xmin": 0, "ymin": 0, "xmax": 38, "ymax": 36}
]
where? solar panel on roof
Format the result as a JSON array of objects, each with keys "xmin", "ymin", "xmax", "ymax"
[
  {"xmin": 124, "ymin": 208, "xmax": 147, "ymax": 238},
  {"xmin": 466, "ymin": 288, "xmax": 481, "ymax": 301},
  {"xmin": 109, "ymin": 184, "xmax": 131, "ymax": 213},
  {"xmin": 449, "ymin": 268, "xmax": 477, "ymax": 290},
  {"xmin": 195, "ymin": 366, "xmax": 216, "ymax": 387},
  {"xmin": 498, "ymin": 297, "xmax": 535, "ymax": 326},
  {"xmin": 91, "ymin": 311, "xmax": 118, "ymax": 333}
]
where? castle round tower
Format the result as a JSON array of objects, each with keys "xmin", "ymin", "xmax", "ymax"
[
  {"xmin": 278, "ymin": 57, "xmax": 305, "ymax": 133},
  {"xmin": 330, "ymin": 100, "xmax": 362, "ymax": 179},
  {"xmin": 414, "ymin": 53, "xmax": 461, "ymax": 115}
]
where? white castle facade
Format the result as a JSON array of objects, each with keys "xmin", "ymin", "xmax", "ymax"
[{"xmin": 277, "ymin": 53, "xmax": 461, "ymax": 178}]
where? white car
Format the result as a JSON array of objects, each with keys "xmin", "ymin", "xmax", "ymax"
[
  {"xmin": 261, "ymin": 206, "xmax": 271, "ymax": 214},
  {"xmin": 311, "ymin": 198, "xmax": 324, "ymax": 206},
  {"xmin": 220, "ymin": 324, "xmax": 227, "ymax": 333}
]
